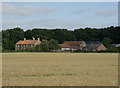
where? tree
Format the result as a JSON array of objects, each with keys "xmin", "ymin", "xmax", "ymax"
[
  {"xmin": 35, "ymin": 40, "xmax": 49, "ymax": 52},
  {"xmin": 24, "ymin": 46, "xmax": 34, "ymax": 52},
  {"xmin": 35, "ymin": 39, "xmax": 59, "ymax": 52},
  {"xmin": 48, "ymin": 39, "xmax": 59, "ymax": 51},
  {"xmin": 2, "ymin": 26, "xmax": 120, "ymax": 51},
  {"xmin": 53, "ymin": 29, "xmax": 68, "ymax": 43},
  {"xmin": 2, "ymin": 27, "xmax": 24, "ymax": 50},
  {"xmin": 102, "ymin": 37, "xmax": 112, "ymax": 47}
]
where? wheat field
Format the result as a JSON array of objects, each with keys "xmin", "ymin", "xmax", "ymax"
[{"xmin": 2, "ymin": 53, "xmax": 118, "ymax": 86}]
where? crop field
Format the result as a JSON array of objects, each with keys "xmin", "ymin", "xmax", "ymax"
[{"xmin": 2, "ymin": 53, "xmax": 118, "ymax": 86}]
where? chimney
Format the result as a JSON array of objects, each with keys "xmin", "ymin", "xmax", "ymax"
[
  {"xmin": 38, "ymin": 38, "xmax": 40, "ymax": 41},
  {"xmin": 32, "ymin": 37, "xmax": 35, "ymax": 41},
  {"xmin": 24, "ymin": 38, "xmax": 26, "ymax": 41}
]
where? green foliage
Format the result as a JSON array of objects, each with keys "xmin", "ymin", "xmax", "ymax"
[
  {"xmin": 2, "ymin": 26, "xmax": 120, "ymax": 51},
  {"xmin": 48, "ymin": 39, "xmax": 59, "ymax": 50},
  {"xmin": 107, "ymin": 46, "xmax": 120, "ymax": 52},
  {"xmin": 35, "ymin": 40, "xmax": 49, "ymax": 52},
  {"xmin": 24, "ymin": 46, "xmax": 34, "ymax": 52},
  {"xmin": 35, "ymin": 45, "xmax": 41, "ymax": 52},
  {"xmin": 102, "ymin": 37, "xmax": 112, "ymax": 47},
  {"xmin": 0, "ymin": 46, "xmax": 2, "ymax": 51},
  {"xmin": 40, "ymin": 40, "xmax": 49, "ymax": 52},
  {"xmin": 2, "ymin": 27, "xmax": 24, "ymax": 50},
  {"xmin": 35, "ymin": 39, "xmax": 59, "ymax": 52},
  {"xmin": 74, "ymin": 49, "xmax": 82, "ymax": 52}
]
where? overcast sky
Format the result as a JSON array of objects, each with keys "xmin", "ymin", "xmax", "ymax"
[{"xmin": 2, "ymin": 2, "xmax": 118, "ymax": 30}]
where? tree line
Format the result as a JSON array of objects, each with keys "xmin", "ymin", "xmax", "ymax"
[{"xmin": 1, "ymin": 26, "xmax": 120, "ymax": 50}]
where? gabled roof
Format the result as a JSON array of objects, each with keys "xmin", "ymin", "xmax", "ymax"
[
  {"xmin": 58, "ymin": 44, "xmax": 79, "ymax": 49},
  {"xmin": 58, "ymin": 44, "xmax": 71, "ymax": 48},
  {"xmin": 84, "ymin": 44, "xmax": 101, "ymax": 50},
  {"xmin": 16, "ymin": 40, "xmax": 38, "ymax": 44},
  {"xmin": 63, "ymin": 41, "xmax": 84, "ymax": 46},
  {"xmin": 85, "ymin": 41, "xmax": 102, "ymax": 44}
]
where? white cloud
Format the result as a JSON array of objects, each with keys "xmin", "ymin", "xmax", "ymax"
[
  {"xmin": 26, "ymin": 19, "xmax": 88, "ymax": 30},
  {"xmin": 2, "ymin": 3, "xmax": 56, "ymax": 16},
  {"xmin": 74, "ymin": 8, "xmax": 90, "ymax": 14},
  {"xmin": 2, "ymin": 19, "xmax": 88, "ymax": 30},
  {"xmin": 2, "ymin": 19, "xmax": 117, "ymax": 30},
  {"xmin": 96, "ymin": 9, "xmax": 117, "ymax": 16},
  {"xmin": 88, "ymin": 22, "xmax": 118, "ymax": 28},
  {"xmin": 2, "ymin": 20, "xmax": 25, "ymax": 30}
]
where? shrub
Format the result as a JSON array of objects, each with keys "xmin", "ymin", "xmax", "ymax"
[{"xmin": 74, "ymin": 49, "xmax": 82, "ymax": 52}]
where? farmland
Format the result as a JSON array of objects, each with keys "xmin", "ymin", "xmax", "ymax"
[{"xmin": 2, "ymin": 53, "xmax": 118, "ymax": 86}]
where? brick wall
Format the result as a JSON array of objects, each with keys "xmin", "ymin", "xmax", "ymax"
[{"xmin": 97, "ymin": 44, "xmax": 107, "ymax": 51}]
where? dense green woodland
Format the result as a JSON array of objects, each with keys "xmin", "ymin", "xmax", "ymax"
[{"xmin": 1, "ymin": 26, "xmax": 120, "ymax": 50}]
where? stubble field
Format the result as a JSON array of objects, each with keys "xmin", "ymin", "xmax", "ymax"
[{"xmin": 2, "ymin": 53, "xmax": 118, "ymax": 86}]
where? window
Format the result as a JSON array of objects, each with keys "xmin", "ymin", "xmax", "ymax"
[
  {"xmin": 83, "ymin": 45, "xmax": 86, "ymax": 47},
  {"xmin": 31, "ymin": 44, "xmax": 34, "ymax": 47}
]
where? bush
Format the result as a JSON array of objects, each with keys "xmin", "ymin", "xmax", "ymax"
[
  {"xmin": 24, "ymin": 46, "xmax": 35, "ymax": 52},
  {"xmin": 35, "ymin": 40, "xmax": 49, "ymax": 52},
  {"xmin": 2, "ymin": 49, "xmax": 17, "ymax": 52},
  {"xmin": 74, "ymin": 49, "xmax": 82, "ymax": 52}
]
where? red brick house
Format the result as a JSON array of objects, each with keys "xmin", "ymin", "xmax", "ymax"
[{"xmin": 15, "ymin": 37, "xmax": 41, "ymax": 50}]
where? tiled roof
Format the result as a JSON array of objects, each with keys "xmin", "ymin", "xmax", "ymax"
[
  {"xmin": 63, "ymin": 41, "xmax": 84, "ymax": 46},
  {"xmin": 70, "ymin": 46, "xmax": 79, "ymax": 49},
  {"xmin": 58, "ymin": 44, "xmax": 79, "ymax": 49},
  {"xmin": 16, "ymin": 40, "xmax": 38, "ymax": 44},
  {"xmin": 83, "ymin": 44, "xmax": 101, "ymax": 50},
  {"xmin": 58, "ymin": 44, "xmax": 70, "ymax": 48},
  {"xmin": 85, "ymin": 41, "xmax": 102, "ymax": 44}
]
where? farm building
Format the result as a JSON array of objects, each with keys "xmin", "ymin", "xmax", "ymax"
[
  {"xmin": 58, "ymin": 41, "xmax": 86, "ymax": 51},
  {"xmin": 15, "ymin": 37, "xmax": 41, "ymax": 50},
  {"xmin": 83, "ymin": 44, "xmax": 107, "ymax": 51},
  {"xmin": 58, "ymin": 41, "xmax": 106, "ymax": 51},
  {"xmin": 63, "ymin": 41, "xmax": 86, "ymax": 49},
  {"xmin": 83, "ymin": 41, "xmax": 106, "ymax": 51},
  {"xmin": 58, "ymin": 44, "xmax": 78, "ymax": 51},
  {"xmin": 85, "ymin": 41, "xmax": 102, "ymax": 44}
]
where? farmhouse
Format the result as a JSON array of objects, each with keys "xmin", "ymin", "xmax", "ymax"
[
  {"xmin": 83, "ymin": 44, "xmax": 107, "ymax": 51},
  {"xmin": 15, "ymin": 37, "xmax": 41, "ymax": 50},
  {"xmin": 58, "ymin": 41, "xmax": 106, "ymax": 51},
  {"xmin": 58, "ymin": 44, "xmax": 78, "ymax": 51},
  {"xmin": 58, "ymin": 41, "xmax": 86, "ymax": 51},
  {"xmin": 83, "ymin": 41, "xmax": 106, "ymax": 51},
  {"xmin": 85, "ymin": 41, "xmax": 102, "ymax": 44}
]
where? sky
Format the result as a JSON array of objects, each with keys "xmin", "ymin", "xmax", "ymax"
[{"xmin": 2, "ymin": 2, "xmax": 118, "ymax": 30}]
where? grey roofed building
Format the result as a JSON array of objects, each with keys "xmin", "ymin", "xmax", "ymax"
[
  {"xmin": 112, "ymin": 44, "xmax": 120, "ymax": 47},
  {"xmin": 83, "ymin": 44, "xmax": 100, "ymax": 51},
  {"xmin": 85, "ymin": 41, "xmax": 102, "ymax": 44},
  {"xmin": 83, "ymin": 44, "xmax": 107, "ymax": 51}
]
